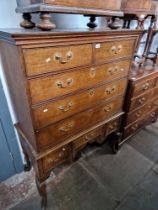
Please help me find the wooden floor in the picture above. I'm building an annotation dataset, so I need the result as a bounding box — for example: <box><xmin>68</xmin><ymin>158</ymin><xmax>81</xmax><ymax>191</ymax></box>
<box><xmin>1</xmin><ymin>122</ymin><xmax>158</xmax><ymax>210</ymax></box>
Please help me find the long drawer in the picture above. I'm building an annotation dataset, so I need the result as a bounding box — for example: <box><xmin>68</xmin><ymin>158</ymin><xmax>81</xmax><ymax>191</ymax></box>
<box><xmin>36</xmin><ymin>95</ymin><xmax>123</xmax><ymax>152</ymax></box>
<box><xmin>29</xmin><ymin>59</ymin><xmax>130</xmax><ymax>104</ymax></box>
<box><xmin>94</xmin><ymin>38</ymin><xmax>135</xmax><ymax>63</ymax></box>
<box><xmin>33</xmin><ymin>78</ymin><xmax>127</xmax><ymax>129</ymax></box>
<box><xmin>131</xmin><ymin>77</ymin><xmax>156</xmax><ymax>98</ymax></box>
<box><xmin>23</xmin><ymin>44</ymin><xmax>93</xmax><ymax>76</ymax></box>
<box><xmin>128</xmin><ymin>89</ymin><xmax>154</xmax><ymax>111</ymax></box>
<box><xmin>124</xmin><ymin>109</ymin><xmax>158</xmax><ymax>139</ymax></box>
<box><xmin>126</xmin><ymin>102</ymin><xmax>152</xmax><ymax>125</ymax></box>
<box><xmin>126</xmin><ymin>97</ymin><xmax>158</xmax><ymax>125</ymax></box>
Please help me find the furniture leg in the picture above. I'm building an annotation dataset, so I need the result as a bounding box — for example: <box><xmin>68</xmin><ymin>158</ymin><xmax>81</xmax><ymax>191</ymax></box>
<box><xmin>109</xmin><ymin>132</ymin><xmax>122</xmax><ymax>154</ymax></box>
<box><xmin>36</xmin><ymin>12</ymin><xmax>56</xmax><ymax>31</ymax></box>
<box><xmin>22</xmin><ymin>145</ymin><xmax>32</xmax><ymax>171</ymax></box>
<box><xmin>20</xmin><ymin>13</ymin><xmax>35</xmax><ymax>29</ymax></box>
<box><xmin>87</xmin><ymin>15</ymin><xmax>97</xmax><ymax>29</ymax></box>
<box><xmin>36</xmin><ymin>176</ymin><xmax>47</xmax><ymax>210</ymax></box>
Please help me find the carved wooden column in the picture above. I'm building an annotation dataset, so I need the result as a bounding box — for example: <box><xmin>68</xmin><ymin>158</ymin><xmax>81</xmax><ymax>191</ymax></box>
<box><xmin>20</xmin><ymin>13</ymin><xmax>35</xmax><ymax>29</ymax></box>
<box><xmin>37</xmin><ymin>12</ymin><xmax>56</xmax><ymax>31</ymax></box>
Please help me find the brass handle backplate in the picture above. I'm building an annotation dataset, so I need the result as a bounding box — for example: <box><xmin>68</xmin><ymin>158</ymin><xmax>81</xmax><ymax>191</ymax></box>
<box><xmin>106</xmin><ymin>86</ymin><xmax>116</xmax><ymax>95</ymax></box>
<box><xmin>58</xmin><ymin>102</ymin><xmax>73</xmax><ymax>112</ymax></box>
<box><xmin>150</xmin><ymin>112</ymin><xmax>156</xmax><ymax>118</ymax></box>
<box><xmin>135</xmin><ymin>111</ymin><xmax>141</xmax><ymax>118</ymax></box>
<box><xmin>85</xmin><ymin>133</ymin><xmax>95</xmax><ymax>141</ymax></box>
<box><xmin>104</xmin><ymin>105</ymin><xmax>112</xmax><ymax>112</ymax></box>
<box><xmin>108</xmin><ymin>66</ymin><xmax>124</xmax><ymax>75</ymax></box>
<box><xmin>55</xmin><ymin>51</ymin><xmax>73</xmax><ymax>64</ymax></box>
<box><xmin>131</xmin><ymin>124</ymin><xmax>138</xmax><ymax>131</ymax></box>
<box><xmin>111</xmin><ymin>45</ymin><xmax>122</xmax><ymax>54</ymax></box>
<box><xmin>142</xmin><ymin>83</ymin><xmax>149</xmax><ymax>91</ymax></box>
<box><xmin>154</xmin><ymin>100</ymin><xmax>158</xmax><ymax>106</ymax></box>
<box><xmin>59</xmin><ymin>122</ymin><xmax>74</xmax><ymax>132</ymax></box>
<box><xmin>56</xmin><ymin>78</ymin><xmax>73</xmax><ymax>88</ymax></box>
<box><xmin>138</xmin><ymin>97</ymin><xmax>146</xmax><ymax>104</ymax></box>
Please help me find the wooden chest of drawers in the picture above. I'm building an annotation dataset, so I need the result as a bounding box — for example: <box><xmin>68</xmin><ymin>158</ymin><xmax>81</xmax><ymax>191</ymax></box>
<box><xmin>0</xmin><ymin>29</ymin><xmax>140</xmax><ymax>201</ymax></box>
<box><xmin>121</xmin><ymin>65</ymin><xmax>158</xmax><ymax>143</ymax></box>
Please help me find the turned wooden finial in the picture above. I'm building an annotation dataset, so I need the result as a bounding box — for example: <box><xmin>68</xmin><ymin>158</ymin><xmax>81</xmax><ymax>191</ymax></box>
<box><xmin>20</xmin><ymin>13</ymin><xmax>35</xmax><ymax>29</ymax></box>
<box><xmin>37</xmin><ymin>12</ymin><xmax>56</xmax><ymax>31</ymax></box>
<box><xmin>87</xmin><ymin>15</ymin><xmax>97</xmax><ymax>29</ymax></box>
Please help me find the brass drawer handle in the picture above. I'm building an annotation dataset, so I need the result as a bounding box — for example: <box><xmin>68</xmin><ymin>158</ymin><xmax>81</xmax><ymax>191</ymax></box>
<box><xmin>150</xmin><ymin>112</ymin><xmax>156</xmax><ymax>118</ymax></box>
<box><xmin>56</xmin><ymin>78</ymin><xmax>73</xmax><ymax>88</ymax></box>
<box><xmin>85</xmin><ymin>133</ymin><xmax>95</xmax><ymax>141</ymax></box>
<box><xmin>108</xmin><ymin>66</ymin><xmax>123</xmax><ymax>75</ymax></box>
<box><xmin>55</xmin><ymin>51</ymin><xmax>73</xmax><ymax>64</ymax></box>
<box><xmin>154</xmin><ymin>100</ymin><xmax>158</xmax><ymax>106</ymax></box>
<box><xmin>104</xmin><ymin>105</ymin><xmax>112</xmax><ymax>112</ymax></box>
<box><xmin>135</xmin><ymin>111</ymin><xmax>141</xmax><ymax>118</ymax></box>
<box><xmin>131</xmin><ymin>124</ymin><xmax>138</xmax><ymax>131</ymax></box>
<box><xmin>47</xmin><ymin>158</ymin><xmax>59</xmax><ymax>164</ymax></box>
<box><xmin>106</xmin><ymin>86</ymin><xmax>116</xmax><ymax>95</ymax></box>
<box><xmin>111</xmin><ymin>45</ymin><xmax>122</xmax><ymax>54</ymax></box>
<box><xmin>138</xmin><ymin>97</ymin><xmax>146</xmax><ymax>105</ymax></box>
<box><xmin>58</xmin><ymin>102</ymin><xmax>73</xmax><ymax>112</ymax></box>
<box><xmin>142</xmin><ymin>83</ymin><xmax>149</xmax><ymax>90</ymax></box>
<box><xmin>89</xmin><ymin>89</ymin><xmax>94</xmax><ymax>96</ymax></box>
<box><xmin>90</xmin><ymin>68</ymin><xmax>96</xmax><ymax>77</ymax></box>
<box><xmin>108</xmin><ymin>122</ymin><xmax>117</xmax><ymax>130</ymax></box>
<box><xmin>59</xmin><ymin>122</ymin><xmax>74</xmax><ymax>132</ymax></box>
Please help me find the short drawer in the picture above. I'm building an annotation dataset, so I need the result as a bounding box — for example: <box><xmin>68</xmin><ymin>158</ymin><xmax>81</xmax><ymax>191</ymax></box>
<box><xmin>41</xmin><ymin>144</ymin><xmax>71</xmax><ymax>173</ymax></box>
<box><xmin>106</xmin><ymin>118</ymin><xmax>120</xmax><ymax>135</ymax></box>
<box><xmin>126</xmin><ymin>102</ymin><xmax>153</xmax><ymax>125</ymax></box>
<box><xmin>94</xmin><ymin>38</ymin><xmax>135</xmax><ymax>63</ymax></box>
<box><xmin>128</xmin><ymin>89</ymin><xmax>154</xmax><ymax>111</ymax></box>
<box><xmin>124</xmin><ymin>110</ymin><xmax>157</xmax><ymax>138</ymax></box>
<box><xmin>23</xmin><ymin>44</ymin><xmax>93</xmax><ymax>76</ymax></box>
<box><xmin>132</xmin><ymin>78</ymin><xmax>155</xmax><ymax>97</ymax></box>
<box><xmin>36</xmin><ymin>96</ymin><xmax>123</xmax><ymax>152</ymax></box>
<box><xmin>29</xmin><ymin>59</ymin><xmax>130</xmax><ymax>104</ymax></box>
<box><xmin>73</xmin><ymin>127</ymin><xmax>102</xmax><ymax>150</ymax></box>
<box><xmin>33</xmin><ymin>78</ymin><xmax>127</xmax><ymax>129</ymax></box>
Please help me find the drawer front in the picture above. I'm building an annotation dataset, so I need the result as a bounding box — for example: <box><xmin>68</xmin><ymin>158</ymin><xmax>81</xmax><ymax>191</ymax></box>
<box><xmin>23</xmin><ymin>44</ymin><xmax>92</xmax><ymax>76</ymax></box>
<box><xmin>129</xmin><ymin>89</ymin><xmax>154</xmax><ymax>111</ymax></box>
<box><xmin>106</xmin><ymin>118</ymin><xmax>120</xmax><ymax>135</ymax></box>
<box><xmin>36</xmin><ymin>96</ymin><xmax>123</xmax><ymax>152</ymax></box>
<box><xmin>45</xmin><ymin>0</ymin><xmax>122</xmax><ymax>10</ymax></box>
<box><xmin>73</xmin><ymin>127</ymin><xmax>102</xmax><ymax>150</ymax></box>
<box><xmin>41</xmin><ymin>144</ymin><xmax>70</xmax><ymax>173</ymax></box>
<box><xmin>29</xmin><ymin>59</ymin><xmax>130</xmax><ymax>104</ymax></box>
<box><xmin>33</xmin><ymin>78</ymin><xmax>127</xmax><ymax>129</ymax></box>
<box><xmin>152</xmin><ymin>97</ymin><xmax>158</xmax><ymax>109</ymax></box>
<box><xmin>132</xmin><ymin>78</ymin><xmax>155</xmax><ymax>97</ymax></box>
<box><xmin>154</xmin><ymin>87</ymin><xmax>158</xmax><ymax>95</ymax></box>
<box><xmin>126</xmin><ymin>102</ymin><xmax>153</xmax><ymax>125</ymax></box>
<box><xmin>124</xmin><ymin>110</ymin><xmax>158</xmax><ymax>138</ymax></box>
<box><xmin>94</xmin><ymin>39</ymin><xmax>135</xmax><ymax>63</ymax></box>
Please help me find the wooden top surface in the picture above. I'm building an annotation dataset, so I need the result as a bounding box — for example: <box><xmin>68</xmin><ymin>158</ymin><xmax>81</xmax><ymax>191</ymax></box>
<box><xmin>0</xmin><ymin>28</ymin><xmax>143</xmax><ymax>36</ymax></box>
<box><xmin>0</xmin><ymin>28</ymin><xmax>142</xmax><ymax>46</ymax></box>
<box><xmin>130</xmin><ymin>64</ymin><xmax>158</xmax><ymax>82</ymax></box>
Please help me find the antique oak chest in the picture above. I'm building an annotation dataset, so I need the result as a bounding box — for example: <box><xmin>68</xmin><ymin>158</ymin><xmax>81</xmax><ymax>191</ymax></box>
<box><xmin>0</xmin><ymin>29</ymin><xmax>141</xmax><ymax>202</ymax></box>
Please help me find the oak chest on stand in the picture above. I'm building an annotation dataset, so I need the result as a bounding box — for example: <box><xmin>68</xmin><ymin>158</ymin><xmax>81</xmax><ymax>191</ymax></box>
<box><xmin>0</xmin><ymin>29</ymin><xmax>141</xmax><ymax>205</ymax></box>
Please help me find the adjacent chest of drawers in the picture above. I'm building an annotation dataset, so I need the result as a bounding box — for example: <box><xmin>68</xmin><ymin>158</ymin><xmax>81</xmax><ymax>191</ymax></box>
<box><xmin>121</xmin><ymin>65</ymin><xmax>158</xmax><ymax>143</ymax></box>
<box><xmin>0</xmin><ymin>29</ymin><xmax>140</xmax><ymax>200</ymax></box>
